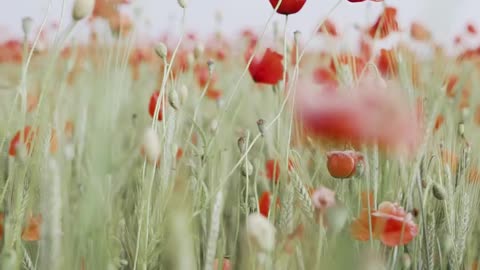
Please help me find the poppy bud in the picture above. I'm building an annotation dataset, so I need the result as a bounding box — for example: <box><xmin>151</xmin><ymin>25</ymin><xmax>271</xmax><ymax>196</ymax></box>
<box><xmin>241</xmin><ymin>159</ymin><xmax>254</xmax><ymax>177</ymax></box>
<box><xmin>177</xmin><ymin>0</ymin><xmax>187</xmax><ymax>9</ymax></box>
<box><xmin>154</xmin><ymin>43</ymin><xmax>168</xmax><ymax>60</ymax></box>
<box><xmin>142</xmin><ymin>127</ymin><xmax>161</xmax><ymax>164</ymax></box>
<box><xmin>22</xmin><ymin>17</ymin><xmax>33</xmax><ymax>37</ymax></box>
<box><xmin>432</xmin><ymin>183</ymin><xmax>446</xmax><ymax>200</ymax></box>
<box><xmin>257</xmin><ymin>119</ymin><xmax>265</xmax><ymax>136</ymax></box>
<box><xmin>294</xmin><ymin>30</ymin><xmax>301</xmax><ymax>45</ymax></box>
<box><xmin>237</xmin><ymin>136</ymin><xmax>246</xmax><ymax>154</ymax></box>
<box><xmin>207</xmin><ymin>59</ymin><xmax>215</xmax><ymax>75</ymax></box>
<box><xmin>194</xmin><ymin>43</ymin><xmax>204</xmax><ymax>60</ymax></box>
<box><xmin>246</xmin><ymin>213</ymin><xmax>276</xmax><ymax>253</ymax></box>
<box><xmin>168</xmin><ymin>88</ymin><xmax>180</xmax><ymax>110</ymax></box>
<box><xmin>401</xmin><ymin>253</ymin><xmax>412</xmax><ymax>269</ymax></box>
<box><xmin>210</xmin><ymin>119</ymin><xmax>218</xmax><ymax>133</ymax></box>
<box><xmin>72</xmin><ymin>0</ymin><xmax>95</xmax><ymax>21</ymax></box>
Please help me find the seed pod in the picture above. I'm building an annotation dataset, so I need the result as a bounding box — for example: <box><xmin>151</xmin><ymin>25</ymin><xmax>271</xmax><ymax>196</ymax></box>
<box><xmin>177</xmin><ymin>0</ymin><xmax>187</xmax><ymax>9</ymax></box>
<box><xmin>22</xmin><ymin>17</ymin><xmax>33</xmax><ymax>36</ymax></box>
<box><xmin>257</xmin><ymin>119</ymin><xmax>265</xmax><ymax>136</ymax></box>
<box><xmin>237</xmin><ymin>136</ymin><xmax>246</xmax><ymax>154</ymax></box>
<box><xmin>154</xmin><ymin>43</ymin><xmax>168</xmax><ymax>60</ymax></box>
<box><xmin>168</xmin><ymin>88</ymin><xmax>180</xmax><ymax>110</ymax></box>
<box><xmin>241</xmin><ymin>159</ymin><xmax>254</xmax><ymax>177</ymax></box>
<box><xmin>432</xmin><ymin>183</ymin><xmax>446</xmax><ymax>200</ymax></box>
<box><xmin>401</xmin><ymin>253</ymin><xmax>412</xmax><ymax>269</ymax></box>
<box><xmin>72</xmin><ymin>0</ymin><xmax>95</xmax><ymax>21</ymax></box>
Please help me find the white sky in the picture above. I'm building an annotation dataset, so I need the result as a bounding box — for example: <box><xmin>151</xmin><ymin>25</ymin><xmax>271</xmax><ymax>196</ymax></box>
<box><xmin>0</xmin><ymin>0</ymin><xmax>478</xmax><ymax>44</ymax></box>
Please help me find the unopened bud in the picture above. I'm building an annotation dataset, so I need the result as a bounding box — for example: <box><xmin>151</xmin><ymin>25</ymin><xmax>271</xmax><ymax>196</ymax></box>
<box><xmin>294</xmin><ymin>30</ymin><xmax>301</xmax><ymax>44</ymax></box>
<box><xmin>142</xmin><ymin>127</ymin><xmax>161</xmax><ymax>163</ymax></box>
<box><xmin>22</xmin><ymin>17</ymin><xmax>33</xmax><ymax>37</ymax></box>
<box><xmin>168</xmin><ymin>88</ymin><xmax>180</xmax><ymax>110</ymax></box>
<box><xmin>458</xmin><ymin>122</ymin><xmax>465</xmax><ymax>137</ymax></box>
<box><xmin>72</xmin><ymin>0</ymin><xmax>95</xmax><ymax>21</ymax></box>
<box><xmin>207</xmin><ymin>59</ymin><xmax>215</xmax><ymax>75</ymax></box>
<box><xmin>154</xmin><ymin>43</ymin><xmax>168</xmax><ymax>60</ymax></box>
<box><xmin>432</xmin><ymin>183</ymin><xmax>446</xmax><ymax>200</ymax></box>
<box><xmin>241</xmin><ymin>159</ymin><xmax>254</xmax><ymax>177</ymax></box>
<box><xmin>209</xmin><ymin>119</ymin><xmax>218</xmax><ymax>133</ymax></box>
<box><xmin>401</xmin><ymin>253</ymin><xmax>412</xmax><ymax>269</ymax></box>
<box><xmin>237</xmin><ymin>136</ymin><xmax>246</xmax><ymax>154</ymax></box>
<box><xmin>193</xmin><ymin>43</ymin><xmax>204</xmax><ymax>60</ymax></box>
<box><xmin>177</xmin><ymin>0</ymin><xmax>187</xmax><ymax>9</ymax></box>
<box><xmin>257</xmin><ymin>119</ymin><xmax>265</xmax><ymax>136</ymax></box>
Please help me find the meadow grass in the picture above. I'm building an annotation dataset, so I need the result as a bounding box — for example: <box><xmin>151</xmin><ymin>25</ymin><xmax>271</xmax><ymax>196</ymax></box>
<box><xmin>1</xmin><ymin>0</ymin><xmax>480</xmax><ymax>269</ymax></box>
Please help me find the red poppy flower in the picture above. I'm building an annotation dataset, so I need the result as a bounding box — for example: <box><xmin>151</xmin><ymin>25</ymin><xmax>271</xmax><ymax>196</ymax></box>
<box><xmin>148</xmin><ymin>91</ymin><xmax>165</xmax><ymax>121</ymax></box>
<box><xmin>249</xmin><ymin>49</ymin><xmax>284</xmax><ymax>85</ymax></box>
<box><xmin>296</xmin><ymin>77</ymin><xmax>421</xmax><ymax>155</ymax></box>
<box><xmin>410</xmin><ymin>22</ymin><xmax>432</xmax><ymax>42</ymax></box>
<box><xmin>269</xmin><ymin>0</ymin><xmax>307</xmax><ymax>15</ymax></box>
<box><xmin>195</xmin><ymin>65</ymin><xmax>217</xmax><ymax>88</ymax></box>
<box><xmin>206</xmin><ymin>87</ymin><xmax>223</xmax><ymax>100</ymax></box>
<box><xmin>318</xmin><ymin>19</ymin><xmax>338</xmax><ymax>37</ymax></box>
<box><xmin>313</xmin><ymin>67</ymin><xmax>338</xmax><ymax>87</ymax></box>
<box><xmin>376</xmin><ymin>49</ymin><xmax>398</xmax><ymax>77</ymax></box>
<box><xmin>368</xmin><ymin>7</ymin><xmax>399</xmax><ymax>39</ymax></box>
<box><xmin>326</xmin><ymin>151</ymin><xmax>364</xmax><ymax>179</ymax></box>
<box><xmin>330</xmin><ymin>54</ymin><xmax>366</xmax><ymax>79</ymax></box>
<box><xmin>9</xmin><ymin>126</ymin><xmax>36</xmax><ymax>157</ymax></box>
<box><xmin>265</xmin><ymin>159</ymin><xmax>294</xmax><ymax>183</ymax></box>
<box><xmin>259</xmin><ymin>191</ymin><xmax>280</xmax><ymax>217</ymax></box>
<box><xmin>22</xmin><ymin>214</ymin><xmax>42</xmax><ymax>241</ymax></box>
<box><xmin>351</xmin><ymin>201</ymin><xmax>418</xmax><ymax>247</ymax></box>
<box><xmin>467</xmin><ymin>23</ymin><xmax>477</xmax><ymax>35</ymax></box>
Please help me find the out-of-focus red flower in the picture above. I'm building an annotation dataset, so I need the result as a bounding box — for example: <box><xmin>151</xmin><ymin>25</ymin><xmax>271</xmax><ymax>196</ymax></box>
<box><xmin>296</xmin><ymin>77</ymin><xmax>422</xmax><ymax>156</ymax></box>
<box><xmin>265</xmin><ymin>159</ymin><xmax>294</xmax><ymax>183</ymax></box>
<box><xmin>213</xmin><ymin>258</ymin><xmax>231</xmax><ymax>270</ymax></box>
<box><xmin>326</xmin><ymin>151</ymin><xmax>364</xmax><ymax>179</ymax></box>
<box><xmin>467</xmin><ymin>23</ymin><xmax>477</xmax><ymax>35</ymax></box>
<box><xmin>148</xmin><ymin>91</ymin><xmax>165</xmax><ymax>121</ymax></box>
<box><xmin>318</xmin><ymin>19</ymin><xmax>338</xmax><ymax>37</ymax></box>
<box><xmin>360</xmin><ymin>38</ymin><xmax>372</xmax><ymax>61</ymax></box>
<box><xmin>434</xmin><ymin>114</ymin><xmax>444</xmax><ymax>131</ymax></box>
<box><xmin>249</xmin><ymin>49</ymin><xmax>284</xmax><ymax>85</ymax></box>
<box><xmin>410</xmin><ymin>22</ymin><xmax>432</xmax><ymax>42</ymax></box>
<box><xmin>269</xmin><ymin>0</ymin><xmax>307</xmax><ymax>15</ymax></box>
<box><xmin>351</xmin><ymin>201</ymin><xmax>418</xmax><ymax>247</ymax></box>
<box><xmin>376</xmin><ymin>49</ymin><xmax>398</xmax><ymax>77</ymax></box>
<box><xmin>195</xmin><ymin>65</ymin><xmax>217</xmax><ymax>88</ymax></box>
<box><xmin>313</xmin><ymin>67</ymin><xmax>338</xmax><ymax>87</ymax></box>
<box><xmin>0</xmin><ymin>40</ymin><xmax>23</xmax><ymax>63</ymax></box>
<box><xmin>9</xmin><ymin>126</ymin><xmax>36</xmax><ymax>157</ymax></box>
<box><xmin>259</xmin><ymin>191</ymin><xmax>280</xmax><ymax>217</ymax></box>
<box><xmin>205</xmin><ymin>87</ymin><xmax>223</xmax><ymax>100</ymax></box>
<box><xmin>22</xmin><ymin>214</ymin><xmax>42</xmax><ymax>241</ymax></box>
<box><xmin>329</xmin><ymin>54</ymin><xmax>366</xmax><ymax>81</ymax></box>
<box><xmin>368</xmin><ymin>7</ymin><xmax>399</xmax><ymax>39</ymax></box>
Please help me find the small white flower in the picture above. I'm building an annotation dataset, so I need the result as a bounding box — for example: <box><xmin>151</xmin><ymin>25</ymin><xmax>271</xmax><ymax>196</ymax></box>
<box><xmin>246</xmin><ymin>213</ymin><xmax>276</xmax><ymax>252</ymax></box>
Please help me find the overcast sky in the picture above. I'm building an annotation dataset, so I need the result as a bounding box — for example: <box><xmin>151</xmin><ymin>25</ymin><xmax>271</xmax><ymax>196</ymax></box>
<box><xmin>0</xmin><ymin>0</ymin><xmax>478</xmax><ymax>43</ymax></box>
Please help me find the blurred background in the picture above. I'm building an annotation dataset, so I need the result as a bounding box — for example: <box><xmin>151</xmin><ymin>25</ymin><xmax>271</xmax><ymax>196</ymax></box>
<box><xmin>0</xmin><ymin>0</ymin><xmax>477</xmax><ymax>43</ymax></box>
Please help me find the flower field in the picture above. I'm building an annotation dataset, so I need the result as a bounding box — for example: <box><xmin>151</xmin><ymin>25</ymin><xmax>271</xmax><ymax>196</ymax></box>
<box><xmin>1</xmin><ymin>0</ymin><xmax>480</xmax><ymax>269</ymax></box>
